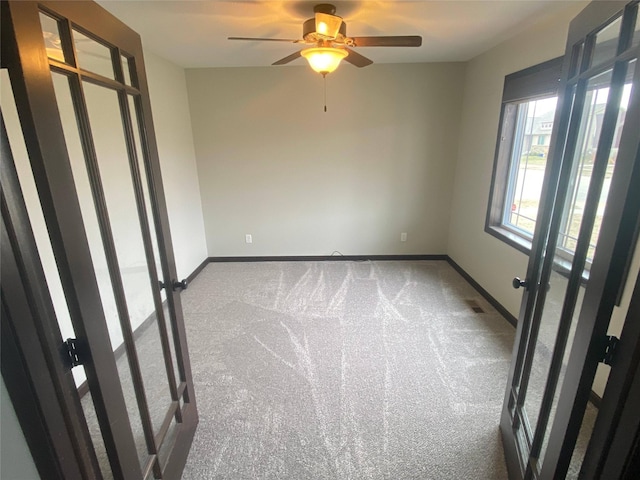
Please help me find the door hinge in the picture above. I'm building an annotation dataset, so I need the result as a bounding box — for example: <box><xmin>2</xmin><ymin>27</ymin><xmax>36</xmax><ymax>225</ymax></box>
<box><xmin>599</xmin><ymin>335</ymin><xmax>620</xmax><ymax>366</ymax></box>
<box><xmin>64</xmin><ymin>338</ymin><xmax>83</xmax><ymax>369</ymax></box>
<box><xmin>159</xmin><ymin>279</ymin><xmax>188</xmax><ymax>292</ymax></box>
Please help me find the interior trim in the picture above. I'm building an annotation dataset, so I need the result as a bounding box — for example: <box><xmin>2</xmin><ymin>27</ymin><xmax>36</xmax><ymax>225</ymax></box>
<box><xmin>445</xmin><ymin>257</ymin><xmax>519</xmax><ymax>327</ymax></box>
<box><xmin>208</xmin><ymin>255</ymin><xmax>518</xmax><ymax>329</ymax></box>
<box><xmin>186</xmin><ymin>258</ymin><xmax>209</xmax><ymax>285</ymax></box>
<box><xmin>208</xmin><ymin>254</ymin><xmax>448</xmax><ymax>262</ymax></box>
<box><xmin>77</xmin><ymin>258</ymin><xmax>211</xmax><ymax>398</ymax></box>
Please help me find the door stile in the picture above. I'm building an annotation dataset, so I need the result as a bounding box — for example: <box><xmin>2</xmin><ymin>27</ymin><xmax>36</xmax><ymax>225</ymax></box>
<box><xmin>514</xmin><ymin>77</ymin><xmax>585</xmax><ymax>409</ymax></box>
<box><xmin>514</xmin><ymin>44</ymin><xmax>597</xmax><ymax>406</ymax></box>
<box><xmin>129</xmin><ymin>70</ymin><xmax>200</xmax><ymax>479</ymax></box>
<box><xmin>515</xmin><ymin>82</ymin><xmax>587</xmax><ymax>466</ymax></box>
<box><xmin>2</xmin><ymin>2</ymin><xmax>142</xmax><ymax>478</ymax></box>
<box><xmin>129</xmin><ymin>72</ymin><xmax>198</xmax><ymax>414</ymax></box>
<box><xmin>500</xmin><ymin>44</ymin><xmax>580</xmax><ymax>479</ymax></box>
<box><xmin>504</xmin><ymin>40</ymin><xmax>583</xmax><ymax>402</ymax></box>
<box><xmin>502</xmin><ymin>53</ymin><xmax>585</xmax><ymax>459</ymax></box>
<box><xmin>526</xmin><ymin>59</ymin><xmax>634</xmax><ymax>478</ymax></box>
<box><xmin>116</xmin><ymin>6</ymin><xmax>200</xmax><ymax>461</ymax></box>
<box><xmin>115</xmin><ymin>84</ymin><xmax>182</xmax><ymax>419</ymax></box>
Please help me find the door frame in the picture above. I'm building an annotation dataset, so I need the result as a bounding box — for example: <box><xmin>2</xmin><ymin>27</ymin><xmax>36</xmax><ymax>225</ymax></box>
<box><xmin>1</xmin><ymin>1</ymin><xmax>198</xmax><ymax>478</ymax></box>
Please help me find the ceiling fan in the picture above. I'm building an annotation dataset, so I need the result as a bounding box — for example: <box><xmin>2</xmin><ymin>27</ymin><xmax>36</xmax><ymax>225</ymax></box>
<box><xmin>228</xmin><ymin>3</ymin><xmax>422</xmax><ymax>76</ymax></box>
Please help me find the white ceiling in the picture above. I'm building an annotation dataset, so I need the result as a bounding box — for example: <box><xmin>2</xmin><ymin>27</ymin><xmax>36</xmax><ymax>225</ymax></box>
<box><xmin>97</xmin><ymin>0</ymin><xmax>579</xmax><ymax>69</ymax></box>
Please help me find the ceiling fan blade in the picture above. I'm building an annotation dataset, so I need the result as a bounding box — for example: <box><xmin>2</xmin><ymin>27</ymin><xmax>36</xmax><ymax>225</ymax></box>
<box><xmin>350</xmin><ymin>36</ymin><xmax>422</xmax><ymax>47</ymax></box>
<box><xmin>228</xmin><ymin>37</ymin><xmax>301</xmax><ymax>43</ymax></box>
<box><xmin>344</xmin><ymin>48</ymin><xmax>373</xmax><ymax>68</ymax></box>
<box><xmin>272</xmin><ymin>50</ymin><xmax>302</xmax><ymax>66</ymax></box>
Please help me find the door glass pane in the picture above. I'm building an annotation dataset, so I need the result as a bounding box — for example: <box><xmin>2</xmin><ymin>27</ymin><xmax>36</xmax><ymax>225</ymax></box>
<box><xmin>73</xmin><ymin>29</ymin><xmax>114</xmax><ymax>79</ymax></box>
<box><xmin>591</xmin><ymin>15</ymin><xmax>622</xmax><ymax>68</ymax></box>
<box><xmin>121</xmin><ymin>56</ymin><xmax>132</xmax><ymax>86</ymax></box>
<box><xmin>49</xmin><ymin>70</ymin><xmax>150</xmax><ymax>469</ymax></box>
<box><xmin>537</xmin><ymin>60</ymin><xmax>636</xmax><ymax>469</ymax></box>
<box><xmin>82</xmin><ymin>81</ymin><xmax>174</xmax><ymax>436</ymax></box>
<box><xmin>128</xmin><ymin>94</ymin><xmax>181</xmax><ymax>388</ymax></box>
<box><xmin>39</xmin><ymin>12</ymin><xmax>66</xmax><ymax>63</ymax></box>
<box><xmin>80</xmin><ymin>387</ymin><xmax>115</xmax><ymax>480</ymax></box>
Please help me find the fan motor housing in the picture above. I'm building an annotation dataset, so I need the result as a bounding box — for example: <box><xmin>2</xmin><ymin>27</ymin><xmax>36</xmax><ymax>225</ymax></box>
<box><xmin>303</xmin><ymin>17</ymin><xmax>347</xmax><ymax>43</ymax></box>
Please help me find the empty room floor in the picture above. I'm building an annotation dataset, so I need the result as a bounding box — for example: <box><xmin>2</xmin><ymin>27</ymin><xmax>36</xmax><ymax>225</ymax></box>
<box><xmin>180</xmin><ymin>260</ymin><xmax>515</xmax><ymax>479</ymax></box>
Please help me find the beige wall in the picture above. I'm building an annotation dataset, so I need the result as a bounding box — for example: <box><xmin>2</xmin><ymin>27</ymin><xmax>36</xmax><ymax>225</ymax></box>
<box><xmin>145</xmin><ymin>50</ymin><xmax>208</xmax><ymax>277</ymax></box>
<box><xmin>186</xmin><ymin>62</ymin><xmax>465</xmax><ymax>257</ymax></box>
<box><xmin>1</xmin><ymin>379</ymin><xmax>39</xmax><ymax>479</ymax></box>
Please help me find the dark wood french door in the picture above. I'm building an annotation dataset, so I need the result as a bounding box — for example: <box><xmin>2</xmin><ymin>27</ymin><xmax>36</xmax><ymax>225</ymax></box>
<box><xmin>1</xmin><ymin>1</ymin><xmax>197</xmax><ymax>478</ymax></box>
<box><xmin>501</xmin><ymin>1</ymin><xmax>640</xmax><ymax>478</ymax></box>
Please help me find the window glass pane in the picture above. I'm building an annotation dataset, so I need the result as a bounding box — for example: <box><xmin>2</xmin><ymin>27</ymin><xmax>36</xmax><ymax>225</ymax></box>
<box><xmin>590</xmin><ymin>15</ymin><xmax>622</xmax><ymax>69</ymax></box>
<box><xmin>39</xmin><ymin>12</ymin><xmax>66</xmax><ymax>63</ymax></box>
<box><xmin>73</xmin><ymin>29</ymin><xmax>114</xmax><ymax>79</ymax></box>
<box><xmin>505</xmin><ymin>97</ymin><xmax>557</xmax><ymax>236</ymax></box>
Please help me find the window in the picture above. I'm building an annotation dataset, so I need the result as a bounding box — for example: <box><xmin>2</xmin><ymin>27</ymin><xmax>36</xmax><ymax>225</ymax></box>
<box><xmin>486</xmin><ymin>56</ymin><xmax>633</xmax><ymax>266</ymax></box>
<box><xmin>486</xmin><ymin>57</ymin><xmax>563</xmax><ymax>254</ymax></box>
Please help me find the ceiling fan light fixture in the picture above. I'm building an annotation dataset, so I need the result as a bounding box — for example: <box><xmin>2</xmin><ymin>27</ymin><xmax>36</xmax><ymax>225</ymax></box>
<box><xmin>301</xmin><ymin>47</ymin><xmax>348</xmax><ymax>75</ymax></box>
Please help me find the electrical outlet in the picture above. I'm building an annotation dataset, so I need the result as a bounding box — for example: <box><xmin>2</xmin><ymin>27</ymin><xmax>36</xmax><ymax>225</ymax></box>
<box><xmin>245</xmin><ymin>234</ymin><xmax>253</xmax><ymax>244</ymax></box>
<box><xmin>400</xmin><ymin>232</ymin><xmax>407</xmax><ymax>242</ymax></box>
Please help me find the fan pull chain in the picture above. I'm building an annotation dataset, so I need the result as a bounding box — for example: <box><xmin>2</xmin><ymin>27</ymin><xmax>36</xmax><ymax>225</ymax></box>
<box><xmin>323</xmin><ymin>73</ymin><xmax>327</xmax><ymax>112</ymax></box>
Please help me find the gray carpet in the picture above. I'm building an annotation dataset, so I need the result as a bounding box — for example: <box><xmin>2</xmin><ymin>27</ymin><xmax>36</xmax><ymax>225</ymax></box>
<box><xmin>180</xmin><ymin>260</ymin><xmax>515</xmax><ymax>479</ymax></box>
